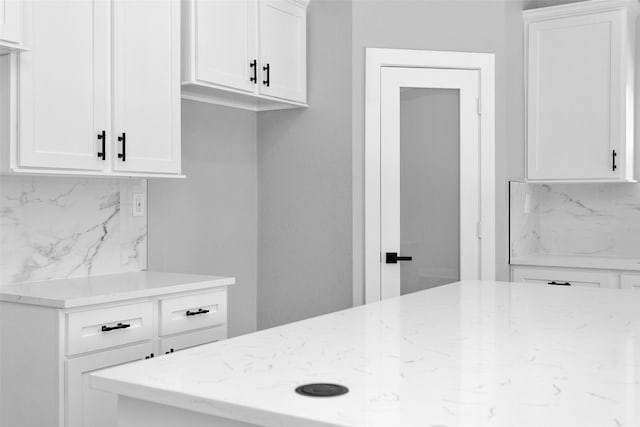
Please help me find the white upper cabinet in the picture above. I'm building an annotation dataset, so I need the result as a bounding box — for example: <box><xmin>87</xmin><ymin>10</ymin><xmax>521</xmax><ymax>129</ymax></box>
<box><xmin>17</xmin><ymin>0</ymin><xmax>108</xmax><ymax>172</ymax></box>
<box><xmin>183</xmin><ymin>0</ymin><xmax>257</xmax><ymax>94</ymax></box>
<box><xmin>0</xmin><ymin>0</ymin><xmax>24</xmax><ymax>53</ymax></box>
<box><xmin>182</xmin><ymin>0</ymin><xmax>309</xmax><ymax>111</ymax></box>
<box><xmin>1</xmin><ymin>0</ymin><xmax>182</xmax><ymax>178</ymax></box>
<box><xmin>258</xmin><ymin>0</ymin><xmax>307</xmax><ymax>103</ymax></box>
<box><xmin>112</xmin><ymin>0</ymin><xmax>181</xmax><ymax>174</ymax></box>
<box><xmin>524</xmin><ymin>0</ymin><xmax>637</xmax><ymax>182</ymax></box>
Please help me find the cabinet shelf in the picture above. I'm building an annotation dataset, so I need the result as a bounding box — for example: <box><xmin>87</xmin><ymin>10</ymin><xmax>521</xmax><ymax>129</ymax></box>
<box><xmin>0</xmin><ymin>43</ymin><xmax>28</xmax><ymax>55</ymax></box>
<box><xmin>1</xmin><ymin>167</ymin><xmax>186</xmax><ymax>179</ymax></box>
<box><xmin>182</xmin><ymin>81</ymin><xmax>308</xmax><ymax>112</ymax></box>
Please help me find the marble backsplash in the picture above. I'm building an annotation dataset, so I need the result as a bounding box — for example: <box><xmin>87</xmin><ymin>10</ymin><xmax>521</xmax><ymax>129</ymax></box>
<box><xmin>0</xmin><ymin>176</ymin><xmax>147</xmax><ymax>284</ymax></box>
<box><xmin>510</xmin><ymin>181</ymin><xmax>640</xmax><ymax>259</ymax></box>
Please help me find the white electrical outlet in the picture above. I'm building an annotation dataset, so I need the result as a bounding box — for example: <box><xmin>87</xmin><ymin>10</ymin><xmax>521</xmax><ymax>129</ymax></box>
<box><xmin>133</xmin><ymin>193</ymin><xmax>145</xmax><ymax>217</ymax></box>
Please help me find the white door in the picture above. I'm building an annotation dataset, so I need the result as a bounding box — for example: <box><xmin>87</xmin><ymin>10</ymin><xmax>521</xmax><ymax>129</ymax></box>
<box><xmin>191</xmin><ymin>0</ymin><xmax>257</xmax><ymax>92</ymax></box>
<box><xmin>0</xmin><ymin>0</ymin><xmax>22</xmax><ymax>44</ymax></box>
<box><xmin>112</xmin><ymin>0</ymin><xmax>181</xmax><ymax>174</ymax></box>
<box><xmin>526</xmin><ymin>10</ymin><xmax>625</xmax><ymax>181</ymax></box>
<box><xmin>18</xmin><ymin>0</ymin><xmax>109</xmax><ymax>171</ymax></box>
<box><xmin>66</xmin><ymin>342</ymin><xmax>153</xmax><ymax>427</ymax></box>
<box><xmin>380</xmin><ymin>67</ymin><xmax>480</xmax><ymax>299</ymax></box>
<box><xmin>258</xmin><ymin>0</ymin><xmax>306</xmax><ymax>103</ymax></box>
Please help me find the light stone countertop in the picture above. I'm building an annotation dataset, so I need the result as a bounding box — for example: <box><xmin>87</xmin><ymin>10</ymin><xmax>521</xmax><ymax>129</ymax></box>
<box><xmin>0</xmin><ymin>271</ymin><xmax>234</xmax><ymax>308</ymax></box>
<box><xmin>91</xmin><ymin>280</ymin><xmax>640</xmax><ymax>427</ymax></box>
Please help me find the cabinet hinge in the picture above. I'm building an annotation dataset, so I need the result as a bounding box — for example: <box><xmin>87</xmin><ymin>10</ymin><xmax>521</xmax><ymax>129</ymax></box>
<box><xmin>477</xmin><ymin>97</ymin><xmax>481</xmax><ymax>116</ymax></box>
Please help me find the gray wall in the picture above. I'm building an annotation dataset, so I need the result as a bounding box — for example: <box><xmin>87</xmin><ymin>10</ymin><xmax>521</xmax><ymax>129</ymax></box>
<box><xmin>257</xmin><ymin>0</ymin><xmax>353</xmax><ymax>329</ymax></box>
<box><xmin>351</xmin><ymin>0</ymin><xmax>508</xmax><ymax>304</ymax></box>
<box><xmin>148</xmin><ymin>100</ymin><xmax>258</xmax><ymax>337</ymax></box>
<box><xmin>146</xmin><ymin>0</ymin><xmax>587</xmax><ymax>335</ymax></box>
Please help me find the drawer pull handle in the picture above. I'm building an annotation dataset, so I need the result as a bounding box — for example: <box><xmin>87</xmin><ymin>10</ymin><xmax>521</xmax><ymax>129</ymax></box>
<box><xmin>101</xmin><ymin>322</ymin><xmax>131</xmax><ymax>332</ymax></box>
<box><xmin>186</xmin><ymin>308</ymin><xmax>210</xmax><ymax>317</ymax></box>
<box><xmin>547</xmin><ymin>281</ymin><xmax>571</xmax><ymax>286</ymax></box>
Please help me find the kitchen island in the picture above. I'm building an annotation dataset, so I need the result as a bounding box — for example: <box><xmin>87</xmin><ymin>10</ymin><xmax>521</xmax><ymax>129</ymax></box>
<box><xmin>91</xmin><ymin>280</ymin><xmax>640</xmax><ymax>427</ymax></box>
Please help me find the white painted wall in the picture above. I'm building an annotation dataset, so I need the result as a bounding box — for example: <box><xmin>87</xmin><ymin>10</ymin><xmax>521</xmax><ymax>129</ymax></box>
<box><xmin>148</xmin><ymin>100</ymin><xmax>257</xmax><ymax>337</ymax></box>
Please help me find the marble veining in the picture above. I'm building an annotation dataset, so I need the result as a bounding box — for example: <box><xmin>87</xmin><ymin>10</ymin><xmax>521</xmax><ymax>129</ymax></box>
<box><xmin>91</xmin><ymin>281</ymin><xmax>640</xmax><ymax>427</ymax></box>
<box><xmin>0</xmin><ymin>176</ymin><xmax>147</xmax><ymax>284</ymax></box>
<box><xmin>510</xmin><ymin>181</ymin><xmax>640</xmax><ymax>259</ymax></box>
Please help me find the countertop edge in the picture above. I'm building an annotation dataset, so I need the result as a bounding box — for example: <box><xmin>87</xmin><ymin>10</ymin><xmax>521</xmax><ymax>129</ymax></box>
<box><xmin>0</xmin><ymin>276</ymin><xmax>235</xmax><ymax>309</ymax></box>
<box><xmin>90</xmin><ymin>374</ymin><xmax>339</xmax><ymax>427</ymax></box>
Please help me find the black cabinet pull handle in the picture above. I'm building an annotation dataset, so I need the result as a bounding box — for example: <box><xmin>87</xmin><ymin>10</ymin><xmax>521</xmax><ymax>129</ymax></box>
<box><xmin>612</xmin><ymin>149</ymin><xmax>617</xmax><ymax>171</ymax></box>
<box><xmin>547</xmin><ymin>281</ymin><xmax>571</xmax><ymax>286</ymax></box>
<box><xmin>117</xmin><ymin>132</ymin><xmax>126</xmax><ymax>162</ymax></box>
<box><xmin>165</xmin><ymin>348</ymin><xmax>174</xmax><ymax>355</ymax></box>
<box><xmin>262</xmin><ymin>63</ymin><xmax>270</xmax><ymax>87</ymax></box>
<box><xmin>97</xmin><ymin>130</ymin><xmax>106</xmax><ymax>160</ymax></box>
<box><xmin>186</xmin><ymin>308</ymin><xmax>210</xmax><ymax>316</ymax></box>
<box><xmin>250</xmin><ymin>59</ymin><xmax>257</xmax><ymax>83</ymax></box>
<box><xmin>145</xmin><ymin>353</ymin><xmax>155</xmax><ymax>359</ymax></box>
<box><xmin>385</xmin><ymin>252</ymin><xmax>413</xmax><ymax>264</ymax></box>
<box><xmin>101</xmin><ymin>322</ymin><xmax>131</xmax><ymax>332</ymax></box>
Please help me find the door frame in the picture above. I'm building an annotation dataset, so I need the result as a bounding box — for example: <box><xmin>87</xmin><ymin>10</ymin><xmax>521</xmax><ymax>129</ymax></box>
<box><xmin>363</xmin><ymin>48</ymin><xmax>495</xmax><ymax>303</ymax></box>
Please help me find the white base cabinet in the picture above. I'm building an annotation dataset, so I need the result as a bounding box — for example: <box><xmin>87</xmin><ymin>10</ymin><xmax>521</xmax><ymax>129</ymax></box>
<box><xmin>524</xmin><ymin>0</ymin><xmax>638</xmax><ymax>182</ymax></box>
<box><xmin>511</xmin><ymin>266</ymin><xmax>619</xmax><ymax>288</ymax></box>
<box><xmin>511</xmin><ymin>265</ymin><xmax>640</xmax><ymax>291</ymax></box>
<box><xmin>181</xmin><ymin>0</ymin><xmax>309</xmax><ymax>111</ymax></box>
<box><xmin>620</xmin><ymin>273</ymin><xmax>640</xmax><ymax>290</ymax></box>
<box><xmin>0</xmin><ymin>287</ymin><xmax>228</xmax><ymax>427</ymax></box>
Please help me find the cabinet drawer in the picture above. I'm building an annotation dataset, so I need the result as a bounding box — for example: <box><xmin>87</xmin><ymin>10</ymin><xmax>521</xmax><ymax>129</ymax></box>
<box><xmin>620</xmin><ymin>273</ymin><xmax>640</xmax><ymax>290</ymax></box>
<box><xmin>159</xmin><ymin>290</ymin><xmax>226</xmax><ymax>336</ymax></box>
<box><xmin>66</xmin><ymin>302</ymin><xmax>154</xmax><ymax>356</ymax></box>
<box><xmin>160</xmin><ymin>326</ymin><xmax>226</xmax><ymax>355</ymax></box>
<box><xmin>511</xmin><ymin>267</ymin><xmax>618</xmax><ymax>288</ymax></box>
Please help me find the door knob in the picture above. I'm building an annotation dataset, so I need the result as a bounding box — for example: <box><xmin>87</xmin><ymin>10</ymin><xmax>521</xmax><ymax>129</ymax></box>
<box><xmin>385</xmin><ymin>252</ymin><xmax>413</xmax><ymax>264</ymax></box>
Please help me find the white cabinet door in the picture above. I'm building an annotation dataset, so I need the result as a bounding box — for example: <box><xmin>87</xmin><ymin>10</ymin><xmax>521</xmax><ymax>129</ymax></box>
<box><xmin>526</xmin><ymin>8</ymin><xmax>629</xmax><ymax>181</ymax></box>
<box><xmin>66</xmin><ymin>342</ymin><xmax>153</xmax><ymax>427</ymax></box>
<box><xmin>258</xmin><ymin>0</ymin><xmax>306</xmax><ymax>103</ymax></box>
<box><xmin>18</xmin><ymin>0</ymin><xmax>109</xmax><ymax>171</ymax></box>
<box><xmin>186</xmin><ymin>0</ymin><xmax>257</xmax><ymax>92</ymax></box>
<box><xmin>511</xmin><ymin>266</ymin><xmax>619</xmax><ymax>289</ymax></box>
<box><xmin>112</xmin><ymin>0</ymin><xmax>181</xmax><ymax>174</ymax></box>
<box><xmin>0</xmin><ymin>0</ymin><xmax>22</xmax><ymax>45</ymax></box>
